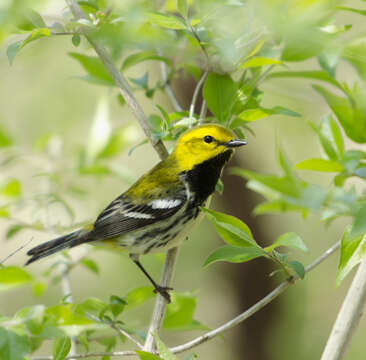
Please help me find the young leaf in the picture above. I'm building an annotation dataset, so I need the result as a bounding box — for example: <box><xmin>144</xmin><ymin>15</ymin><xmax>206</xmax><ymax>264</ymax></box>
<box><xmin>80</xmin><ymin>258</ymin><xmax>99</xmax><ymax>274</ymax></box>
<box><xmin>295</xmin><ymin>159</ymin><xmax>343</xmax><ymax>172</ymax></box>
<box><xmin>6</xmin><ymin>41</ymin><xmax>22</xmax><ymax>65</ymax></box>
<box><xmin>53</xmin><ymin>336</ymin><xmax>71</xmax><ymax>360</ymax></box>
<box><xmin>0</xmin><ymin>267</ymin><xmax>33</xmax><ymax>291</ymax></box>
<box><xmin>313</xmin><ymin>85</ymin><xmax>366</xmax><ymax>144</ymax></box>
<box><xmin>68</xmin><ymin>53</ymin><xmax>114</xmax><ymax>86</ymax></box>
<box><xmin>337</xmin><ymin>226</ymin><xmax>366</xmax><ymax>286</ymax></box>
<box><xmin>153</xmin><ymin>333</ymin><xmax>177</xmax><ymax>360</ymax></box>
<box><xmin>241</xmin><ymin>57</ymin><xmax>282</xmax><ymax>68</ymax></box>
<box><xmin>203</xmin><ymin>73</ymin><xmax>237</xmax><ymax>123</ymax></box>
<box><xmin>72</xmin><ymin>34</ymin><xmax>81</xmax><ymax>47</ymax></box>
<box><xmin>268</xmin><ymin>70</ymin><xmax>344</xmax><ymax>92</ymax></box>
<box><xmin>204</xmin><ymin>245</ymin><xmax>266</xmax><ymax>267</ymax></box>
<box><xmin>125</xmin><ymin>286</ymin><xmax>155</xmax><ymax>309</ymax></box>
<box><xmin>268</xmin><ymin>232</ymin><xmax>308</xmax><ymax>252</ymax></box>
<box><xmin>201</xmin><ymin>208</ymin><xmax>256</xmax><ymax>247</ymax></box>
<box><xmin>350</xmin><ymin>204</ymin><xmax>366</xmax><ymax>237</ymax></box>
<box><xmin>136</xmin><ymin>351</ymin><xmax>163</xmax><ymax>360</ymax></box>
<box><xmin>148</xmin><ymin>12</ymin><xmax>186</xmax><ymax>30</ymax></box>
<box><xmin>121</xmin><ymin>51</ymin><xmax>170</xmax><ymax>71</ymax></box>
<box><xmin>0</xmin><ymin>328</ymin><xmax>30</xmax><ymax>360</ymax></box>
<box><xmin>6</xmin><ymin>225</ymin><xmax>26</xmax><ymax>240</ymax></box>
<box><xmin>19</xmin><ymin>28</ymin><xmax>51</xmax><ymax>50</ymax></box>
<box><xmin>109</xmin><ymin>295</ymin><xmax>127</xmax><ymax>318</ymax></box>
<box><xmin>288</xmin><ymin>261</ymin><xmax>305</xmax><ymax>279</ymax></box>
<box><xmin>0</xmin><ymin>179</ymin><xmax>21</xmax><ymax>197</ymax></box>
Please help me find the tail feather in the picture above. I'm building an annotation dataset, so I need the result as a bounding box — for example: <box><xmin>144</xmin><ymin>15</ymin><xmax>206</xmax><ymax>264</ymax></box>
<box><xmin>25</xmin><ymin>229</ymin><xmax>92</xmax><ymax>265</ymax></box>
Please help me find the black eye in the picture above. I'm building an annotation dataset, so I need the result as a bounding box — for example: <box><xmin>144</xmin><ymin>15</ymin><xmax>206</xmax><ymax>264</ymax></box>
<box><xmin>204</xmin><ymin>135</ymin><xmax>214</xmax><ymax>144</ymax></box>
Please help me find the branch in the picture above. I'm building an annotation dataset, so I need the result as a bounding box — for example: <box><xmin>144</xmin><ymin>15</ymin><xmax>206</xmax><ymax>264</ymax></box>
<box><xmin>0</xmin><ymin>237</ymin><xmax>33</xmax><ymax>265</ymax></box>
<box><xmin>64</xmin><ymin>0</ymin><xmax>168</xmax><ymax>160</ymax></box>
<box><xmin>143</xmin><ymin>247</ymin><xmax>180</xmax><ymax>352</ymax></box>
<box><xmin>157</xmin><ymin>49</ymin><xmax>183</xmax><ymax>112</ymax></box>
<box><xmin>321</xmin><ymin>255</ymin><xmax>366</xmax><ymax>360</ymax></box>
<box><xmin>170</xmin><ymin>241</ymin><xmax>340</xmax><ymax>354</ymax></box>
<box><xmin>31</xmin><ymin>241</ymin><xmax>339</xmax><ymax>360</ymax></box>
<box><xmin>189</xmin><ymin>71</ymin><xmax>208</xmax><ymax>120</ymax></box>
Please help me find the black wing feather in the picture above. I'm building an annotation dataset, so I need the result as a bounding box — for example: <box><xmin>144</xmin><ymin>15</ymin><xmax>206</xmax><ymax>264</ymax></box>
<box><xmin>92</xmin><ymin>193</ymin><xmax>186</xmax><ymax>240</ymax></box>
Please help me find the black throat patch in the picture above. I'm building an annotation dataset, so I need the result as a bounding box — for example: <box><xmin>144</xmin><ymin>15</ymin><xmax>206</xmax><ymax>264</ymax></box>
<box><xmin>183</xmin><ymin>150</ymin><xmax>233</xmax><ymax>205</ymax></box>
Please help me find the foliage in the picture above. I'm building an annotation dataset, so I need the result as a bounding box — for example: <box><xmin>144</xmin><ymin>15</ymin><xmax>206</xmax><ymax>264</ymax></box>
<box><xmin>2</xmin><ymin>0</ymin><xmax>366</xmax><ymax>359</ymax></box>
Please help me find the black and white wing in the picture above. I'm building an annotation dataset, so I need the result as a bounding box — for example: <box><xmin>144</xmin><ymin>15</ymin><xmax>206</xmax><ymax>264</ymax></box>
<box><xmin>92</xmin><ymin>193</ymin><xmax>186</xmax><ymax>240</ymax></box>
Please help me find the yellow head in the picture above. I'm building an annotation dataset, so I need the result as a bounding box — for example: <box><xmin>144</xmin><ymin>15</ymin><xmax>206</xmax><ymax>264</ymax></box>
<box><xmin>173</xmin><ymin>124</ymin><xmax>246</xmax><ymax>171</ymax></box>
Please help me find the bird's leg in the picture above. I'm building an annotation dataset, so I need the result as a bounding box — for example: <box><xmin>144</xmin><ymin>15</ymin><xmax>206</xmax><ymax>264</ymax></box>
<box><xmin>129</xmin><ymin>254</ymin><xmax>173</xmax><ymax>303</ymax></box>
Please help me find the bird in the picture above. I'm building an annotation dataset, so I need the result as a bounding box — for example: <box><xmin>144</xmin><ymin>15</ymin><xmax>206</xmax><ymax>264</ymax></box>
<box><xmin>26</xmin><ymin>124</ymin><xmax>246</xmax><ymax>302</ymax></box>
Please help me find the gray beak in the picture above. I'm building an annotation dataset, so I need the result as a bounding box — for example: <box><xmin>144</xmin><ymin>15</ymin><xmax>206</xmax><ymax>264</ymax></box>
<box><xmin>225</xmin><ymin>139</ymin><xmax>247</xmax><ymax>148</ymax></box>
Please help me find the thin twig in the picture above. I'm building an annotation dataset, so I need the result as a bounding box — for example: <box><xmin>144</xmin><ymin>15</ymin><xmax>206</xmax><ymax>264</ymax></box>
<box><xmin>321</xmin><ymin>254</ymin><xmax>366</xmax><ymax>360</ymax></box>
<box><xmin>86</xmin><ymin>312</ymin><xmax>144</xmax><ymax>350</ymax></box>
<box><xmin>144</xmin><ymin>247</ymin><xmax>180</xmax><ymax>352</ymax></box>
<box><xmin>0</xmin><ymin>238</ymin><xmax>33</xmax><ymax>265</ymax></box>
<box><xmin>199</xmin><ymin>100</ymin><xmax>207</xmax><ymax>124</ymax></box>
<box><xmin>189</xmin><ymin>71</ymin><xmax>208</xmax><ymax>120</ymax></box>
<box><xmin>31</xmin><ymin>241</ymin><xmax>339</xmax><ymax>359</ymax></box>
<box><xmin>157</xmin><ymin>49</ymin><xmax>183</xmax><ymax>112</ymax></box>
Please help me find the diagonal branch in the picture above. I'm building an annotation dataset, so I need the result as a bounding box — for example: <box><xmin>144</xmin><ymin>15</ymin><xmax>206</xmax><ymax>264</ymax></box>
<box><xmin>31</xmin><ymin>241</ymin><xmax>340</xmax><ymax>360</ymax></box>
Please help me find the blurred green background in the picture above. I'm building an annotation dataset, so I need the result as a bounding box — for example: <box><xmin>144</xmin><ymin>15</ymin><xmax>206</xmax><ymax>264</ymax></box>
<box><xmin>1</xmin><ymin>0</ymin><xmax>366</xmax><ymax>359</ymax></box>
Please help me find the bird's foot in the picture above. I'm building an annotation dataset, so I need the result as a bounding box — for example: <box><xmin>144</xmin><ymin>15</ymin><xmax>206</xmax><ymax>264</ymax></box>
<box><xmin>153</xmin><ymin>285</ymin><xmax>173</xmax><ymax>303</ymax></box>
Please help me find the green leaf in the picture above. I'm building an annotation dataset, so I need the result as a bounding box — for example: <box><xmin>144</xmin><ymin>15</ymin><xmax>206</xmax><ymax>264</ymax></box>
<box><xmin>6</xmin><ymin>225</ymin><xmax>26</xmax><ymax>240</ymax></box>
<box><xmin>337</xmin><ymin>6</ymin><xmax>366</xmax><ymax>16</ymax></box>
<box><xmin>24</xmin><ymin>9</ymin><xmax>46</xmax><ymax>28</ymax></box>
<box><xmin>163</xmin><ymin>293</ymin><xmax>200</xmax><ymax>330</ymax></box>
<box><xmin>53</xmin><ymin>336</ymin><xmax>71</xmax><ymax>360</ymax></box>
<box><xmin>288</xmin><ymin>261</ymin><xmax>305</xmax><ymax>279</ymax></box>
<box><xmin>234</xmin><ymin>106</ymin><xmax>300</xmax><ymax>124</ymax></box>
<box><xmin>177</xmin><ymin>0</ymin><xmax>188</xmax><ymax>18</ymax></box>
<box><xmin>19</xmin><ymin>28</ymin><xmax>51</xmax><ymax>50</ymax></box>
<box><xmin>148</xmin><ymin>12</ymin><xmax>186</xmax><ymax>30</ymax></box>
<box><xmin>295</xmin><ymin>159</ymin><xmax>343</xmax><ymax>172</ymax></box>
<box><xmin>125</xmin><ymin>286</ymin><xmax>155</xmax><ymax>309</ymax></box>
<box><xmin>153</xmin><ymin>334</ymin><xmax>177</xmax><ymax>360</ymax></box>
<box><xmin>136</xmin><ymin>351</ymin><xmax>163</xmax><ymax>360</ymax></box>
<box><xmin>337</xmin><ymin>226</ymin><xmax>366</xmax><ymax>286</ymax></box>
<box><xmin>72</xmin><ymin>34</ymin><xmax>81</xmax><ymax>47</ymax></box>
<box><xmin>6</xmin><ymin>41</ymin><xmax>22</xmax><ymax>65</ymax></box>
<box><xmin>203</xmin><ymin>73</ymin><xmax>237</xmax><ymax>123</ymax></box>
<box><xmin>121</xmin><ymin>51</ymin><xmax>170</xmax><ymax>71</ymax></box>
<box><xmin>241</xmin><ymin>57</ymin><xmax>282</xmax><ymax>68</ymax></box>
<box><xmin>80</xmin><ymin>258</ymin><xmax>99</xmax><ymax>274</ymax></box>
<box><xmin>204</xmin><ymin>245</ymin><xmax>266</xmax><ymax>267</ymax></box>
<box><xmin>268</xmin><ymin>71</ymin><xmax>344</xmax><ymax>92</ymax></box>
<box><xmin>0</xmin><ymin>267</ymin><xmax>33</xmax><ymax>291</ymax></box>
<box><xmin>0</xmin><ymin>126</ymin><xmax>13</xmax><ymax>147</ymax></box>
<box><xmin>312</xmin><ymin>85</ymin><xmax>366</xmax><ymax>144</ymax></box>
<box><xmin>69</xmin><ymin>52</ymin><xmax>114</xmax><ymax>86</ymax></box>
<box><xmin>0</xmin><ymin>207</ymin><xmax>10</xmax><ymax>218</ymax></box>
<box><xmin>109</xmin><ymin>295</ymin><xmax>127</xmax><ymax>318</ymax></box>
<box><xmin>201</xmin><ymin>208</ymin><xmax>256</xmax><ymax>247</ymax></box>
<box><xmin>350</xmin><ymin>204</ymin><xmax>366</xmax><ymax>237</ymax></box>
<box><xmin>268</xmin><ymin>232</ymin><xmax>308</xmax><ymax>252</ymax></box>
<box><xmin>0</xmin><ymin>328</ymin><xmax>30</xmax><ymax>360</ymax></box>
<box><xmin>0</xmin><ymin>179</ymin><xmax>21</xmax><ymax>197</ymax></box>
<box><xmin>343</xmin><ymin>37</ymin><xmax>366</xmax><ymax>81</ymax></box>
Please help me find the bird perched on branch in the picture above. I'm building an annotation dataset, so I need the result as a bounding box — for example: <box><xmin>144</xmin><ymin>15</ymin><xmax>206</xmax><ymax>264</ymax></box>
<box><xmin>26</xmin><ymin>124</ymin><xmax>246</xmax><ymax>302</ymax></box>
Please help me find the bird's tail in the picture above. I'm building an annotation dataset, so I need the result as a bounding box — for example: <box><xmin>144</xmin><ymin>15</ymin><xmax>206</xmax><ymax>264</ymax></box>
<box><xmin>25</xmin><ymin>229</ymin><xmax>92</xmax><ymax>265</ymax></box>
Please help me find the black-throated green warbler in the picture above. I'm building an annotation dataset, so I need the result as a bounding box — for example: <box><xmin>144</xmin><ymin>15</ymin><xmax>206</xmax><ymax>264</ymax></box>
<box><xmin>26</xmin><ymin>124</ymin><xmax>246</xmax><ymax>301</ymax></box>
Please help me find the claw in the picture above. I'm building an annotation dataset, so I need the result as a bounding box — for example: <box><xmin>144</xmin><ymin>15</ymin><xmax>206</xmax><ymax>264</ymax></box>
<box><xmin>153</xmin><ymin>285</ymin><xmax>173</xmax><ymax>303</ymax></box>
